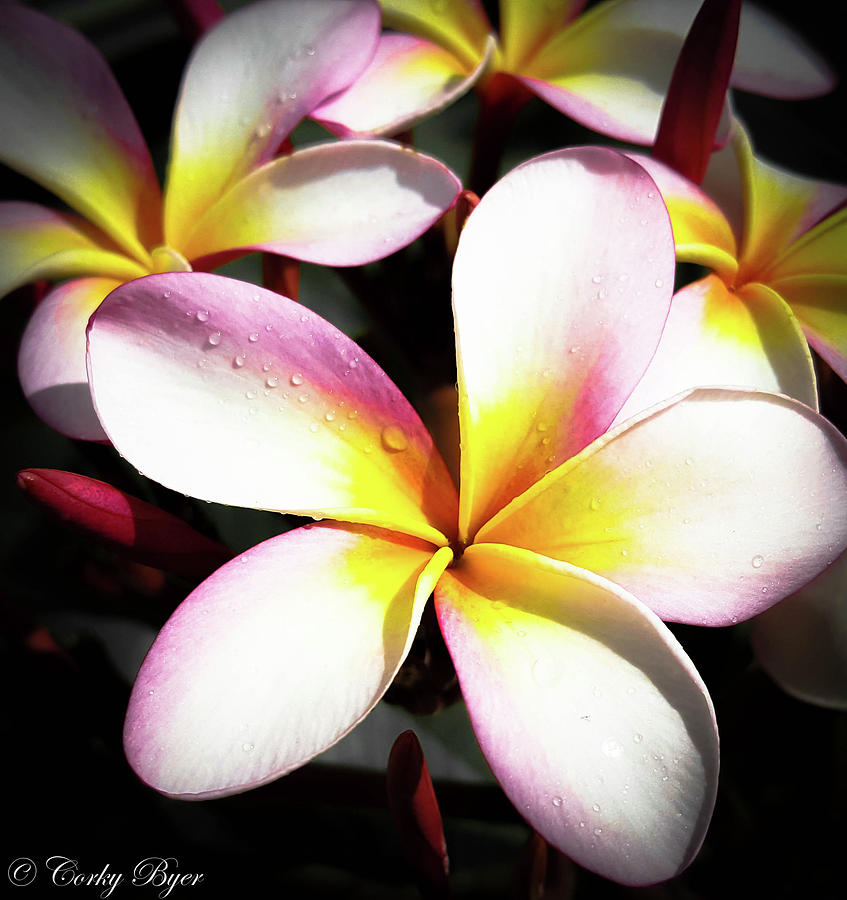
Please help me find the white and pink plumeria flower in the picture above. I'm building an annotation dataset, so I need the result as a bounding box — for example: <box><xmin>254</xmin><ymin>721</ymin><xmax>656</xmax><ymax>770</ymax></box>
<box><xmin>86</xmin><ymin>147</ymin><xmax>847</xmax><ymax>885</ymax></box>
<box><xmin>312</xmin><ymin>0</ymin><xmax>835</xmax><ymax>144</ymax></box>
<box><xmin>0</xmin><ymin>0</ymin><xmax>461</xmax><ymax>440</ymax></box>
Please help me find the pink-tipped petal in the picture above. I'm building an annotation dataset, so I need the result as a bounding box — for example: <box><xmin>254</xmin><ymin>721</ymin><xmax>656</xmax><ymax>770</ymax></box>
<box><xmin>478</xmin><ymin>388</ymin><xmax>847</xmax><ymax>626</ymax></box>
<box><xmin>613</xmin><ymin>276</ymin><xmax>818</xmax><ymax>421</ymax></box>
<box><xmin>0</xmin><ymin>3</ymin><xmax>160</xmax><ymax>261</ymax></box>
<box><xmin>164</xmin><ymin>0</ymin><xmax>381</xmax><ymax>249</ymax></box>
<box><xmin>312</xmin><ymin>33</ymin><xmax>490</xmax><ymax>138</ymax></box>
<box><xmin>125</xmin><ymin>523</ymin><xmax>450</xmax><ymax>798</ymax></box>
<box><xmin>436</xmin><ymin>543</ymin><xmax>718</xmax><ymax>886</ymax></box>
<box><xmin>87</xmin><ymin>273</ymin><xmax>458</xmax><ymax>544</ymax></box>
<box><xmin>0</xmin><ymin>202</ymin><xmax>146</xmax><ymax>298</ymax></box>
<box><xmin>452</xmin><ymin>147</ymin><xmax>674</xmax><ymax>541</ymax></box>
<box><xmin>177</xmin><ymin>140</ymin><xmax>461</xmax><ymax>266</ymax></box>
<box><xmin>19</xmin><ymin>277</ymin><xmax>118</xmax><ymax>441</ymax></box>
<box><xmin>514</xmin><ymin>0</ymin><xmax>834</xmax><ymax>145</ymax></box>
<box><xmin>752</xmin><ymin>550</ymin><xmax>847</xmax><ymax>709</ymax></box>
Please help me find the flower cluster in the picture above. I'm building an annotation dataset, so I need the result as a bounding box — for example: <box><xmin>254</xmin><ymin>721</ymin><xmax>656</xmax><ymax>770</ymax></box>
<box><xmin>2</xmin><ymin>0</ymin><xmax>845</xmax><ymax>892</ymax></box>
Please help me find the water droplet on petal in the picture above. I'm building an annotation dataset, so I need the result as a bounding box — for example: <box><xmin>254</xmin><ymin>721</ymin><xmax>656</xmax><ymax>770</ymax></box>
<box><xmin>552</xmin><ymin>796</ymin><xmax>563</xmax><ymax>808</ymax></box>
<box><xmin>242</xmin><ymin>742</ymin><xmax>254</xmax><ymax>752</ymax></box>
<box><xmin>196</xmin><ymin>309</ymin><xmax>209</xmax><ymax>323</ymax></box>
<box><xmin>381</xmin><ymin>424</ymin><xmax>408</xmax><ymax>452</ymax></box>
<box><xmin>266</xmin><ymin>375</ymin><xmax>279</xmax><ymax>388</ymax></box>
<box><xmin>589</xmin><ymin>497</ymin><xmax>601</xmax><ymax>511</ymax></box>
<box><xmin>592</xmin><ymin>803</ymin><xmax>601</xmax><ymax>813</ymax></box>
<box><xmin>207</xmin><ymin>331</ymin><xmax>221</xmax><ymax>346</ymax></box>
<box><xmin>248</xmin><ymin>332</ymin><xmax>260</xmax><ymax>343</ymax></box>
<box><xmin>751</xmin><ymin>554</ymin><xmax>764</xmax><ymax>569</ymax></box>
<box><xmin>233</xmin><ymin>354</ymin><xmax>246</xmax><ymax>368</ymax></box>
<box><xmin>290</xmin><ymin>373</ymin><xmax>304</xmax><ymax>386</ymax></box>
<box><xmin>632</xmin><ymin>733</ymin><xmax>643</xmax><ymax>744</ymax></box>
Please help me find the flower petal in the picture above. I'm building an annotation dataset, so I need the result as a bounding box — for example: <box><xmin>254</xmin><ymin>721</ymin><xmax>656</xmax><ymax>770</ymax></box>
<box><xmin>613</xmin><ymin>276</ymin><xmax>818</xmax><ymax>421</ymax></box>
<box><xmin>731</xmin><ymin>1</ymin><xmax>835</xmax><ymax>98</ymax></box>
<box><xmin>124</xmin><ymin>522</ymin><xmax>450</xmax><ymax>798</ymax></box>
<box><xmin>164</xmin><ymin>0</ymin><xmax>380</xmax><ymax>249</ymax></box>
<box><xmin>624</xmin><ymin>153</ymin><xmax>739</xmax><ymax>280</ymax></box>
<box><xmin>452</xmin><ymin>147</ymin><xmax>674</xmax><ymax>541</ymax></box>
<box><xmin>768</xmin><ymin>275</ymin><xmax>847</xmax><ymax>383</ymax></box>
<box><xmin>379</xmin><ymin>0</ymin><xmax>491</xmax><ymax>70</ymax></box>
<box><xmin>0</xmin><ymin>202</ymin><xmax>146</xmax><ymax>298</ymax></box>
<box><xmin>478</xmin><ymin>388</ymin><xmax>847</xmax><ymax>626</ymax></box>
<box><xmin>514</xmin><ymin>0</ymin><xmax>834</xmax><ymax>145</ymax></box>
<box><xmin>311</xmin><ymin>33</ymin><xmax>489</xmax><ymax>137</ymax></box>
<box><xmin>178</xmin><ymin>140</ymin><xmax>461</xmax><ymax>266</ymax></box>
<box><xmin>733</xmin><ymin>126</ymin><xmax>847</xmax><ymax>277</ymax></box>
<box><xmin>87</xmin><ymin>273</ymin><xmax>458</xmax><ymax>544</ymax></box>
<box><xmin>0</xmin><ymin>3</ymin><xmax>160</xmax><ymax>261</ymax></box>
<box><xmin>751</xmin><ymin>549</ymin><xmax>847</xmax><ymax>710</ymax></box>
<box><xmin>436</xmin><ymin>543</ymin><xmax>718</xmax><ymax>886</ymax></box>
<box><xmin>498</xmin><ymin>0</ymin><xmax>586</xmax><ymax>72</ymax></box>
<box><xmin>19</xmin><ymin>277</ymin><xmax>118</xmax><ymax>441</ymax></box>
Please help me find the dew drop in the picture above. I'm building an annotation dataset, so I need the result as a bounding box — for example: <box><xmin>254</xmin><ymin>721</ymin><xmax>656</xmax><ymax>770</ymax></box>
<box><xmin>751</xmin><ymin>554</ymin><xmax>764</xmax><ymax>569</ymax></box>
<box><xmin>290</xmin><ymin>373</ymin><xmax>304</xmax><ymax>386</ymax></box>
<box><xmin>266</xmin><ymin>375</ymin><xmax>279</xmax><ymax>388</ymax></box>
<box><xmin>233</xmin><ymin>354</ymin><xmax>246</xmax><ymax>368</ymax></box>
<box><xmin>195</xmin><ymin>309</ymin><xmax>209</xmax><ymax>323</ymax></box>
<box><xmin>632</xmin><ymin>733</ymin><xmax>643</xmax><ymax>744</ymax></box>
<box><xmin>589</xmin><ymin>497</ymin><xmax>602</xmax><ymax>511</ymax></box>
<box><xmin>245</xmin><ymin>390</ymin><xmax>257</xmax><ymax>400</ymax></box>
<box><xmin>552</xmin><ymin>796</ymin><xmax>563</xmax><ymax>808</ymax></box>
<box><xmin>298</xmin><ymin>393</ymin><xmax>309</xmax><ymax>404</ymax></box>
<box><xmin>248</xmin><ymin>332</ymin><xmax>260</xmax><ymax>343</ymax></box>
<box><xmin>309</xmin><ymin>422</ymin><xmax>319</xmax><ymax>433</ymax></box>
<box><xmin>592</xmin><ymin>274</ymin><xmax>603</xmax><ymax>284</ymax></box>
<box><xmin>325</xmin><ymin>410</ymin><xmax>336</xmax><ymax>422</ymax></box>
<box><xmin>207</xmin><ymin>331</ymin><xmax>222</xmax><ymax>346</ymax></box>
<box><xmin>381</xmin><ymin>424</ymin><xmax>408</xmax><ymax>452</ymax></box>
<box><xmin>654</xmin><ymin>279</ymin><xmax>664</xmax><ymax>288</ymax></box>
<box><xmin>593</xmin><ymin>827</ymin><xmax>603</xmax><ymax>837</ymax></box>
<box><xmin>592</xmin><ymin>803</ymin><xmax>601</xmax><ymax>813</ymax></box>
<box><xmin>242</xmin><ymin>742</ymin><xmax>255</xmax><ymax>753</ymax></box>
<box><xmin>347</xmin><ymin>409</ymin><xmax>359</xmax><ymax>420</ymax></box>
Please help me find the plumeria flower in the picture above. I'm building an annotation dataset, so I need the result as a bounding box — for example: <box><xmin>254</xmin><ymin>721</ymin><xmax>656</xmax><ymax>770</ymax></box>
<box><xmin>311</xmin><ymin>0</ymin><xmax>834</xmax><ymax>146</ymax></box>
<box><xmin>617</xmin><ymin>121</ymin><xmax>847</xmax><ymax>420</ymax></box>
<box><xmin>86</xmin><ymin>147</ymin><xmax>847</xmax><ymax>885</ymax></box>
<box><xmin>619</xmin><ymin>130</ymin><xmax>847</xmax><ymax>708</ymax></box>
<box><xmin>0</xmin><ymin>0</ymin><xmax>460</xmax><ymax>440</ymax></box>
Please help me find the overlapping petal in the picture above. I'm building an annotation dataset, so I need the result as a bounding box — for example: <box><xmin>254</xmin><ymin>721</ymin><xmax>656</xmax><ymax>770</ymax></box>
<box><xmin>177</xmin><ymin>139</ymin><xmax>461</xmax><ymax>265</ymax></box>
<box><xmin>514</xmin><ymin>0</ymin><xmax>834</xmax><ymax>145</ymax></box>
<box><xmin>312</xmin><ymin>33</ymin><xmax>492</xmax><ymax>138</ymax></box>
<box><xmin>19</xmin><ymin>277</ymin><xmax>119</xmax><ymax>441</ymax></box>
<box><xmin>613</xmin><ymin>277</ymin><xmax>818</xmax><ymax>422</ymax></box>
<box><xmin>478</xmin><ymin>389</ymin><xmax>847</xmax><ymax>626</ymax></box>
<box><xmin>379</xmin><ymin>0</ymin><xmax>491</xmax><ymax>69</ymax></box>
<box><xmin>498</xmin><ymin>0</ymin><xmax>586</xmax><ymax>72</ymax></box>
<box><xmin>0</xmin><ymin>2</ymin><xmax>160</xmax><ymax>261</ymax></box>
<box><xmin>769</xmin><ymin>275</ymin><xmax>847</xmax><ymax>382</ymax></box>
<box><xmin>87</xmin><ymin>273</ymin><xmax>458</xmax><ymax>544</ymax></box>
<box><xmin>625</xmin><ymin>154</ymin><xmax>739</xmax><ymax>282</ymax></box>
<box><xmin>751</xmin><ymin>550</ymin><xmax>847</xmax><ymax>710</ymax></box>
<box><xmin>436</xmin><ymin>543</ymin><xmax>717</xmax><ymax>886</ymax></box>
<box><xmin>124</xmin><ymin>523</ymin><xmax>450</xmax><ymax>798</ymax></box>
<box><xmin>452</xmin><ymin>147</ymin><xmax>674</xmax><ymax>541</ymax></box>
<box><xmin>164</xmin><ymin>0</ymin><xmax>381</xmax><ymax>249</ymax></box>
<box><xmin>0</xmin><ymin>202</ymin><xmax>146</xmax><ymax>298</ymax></box>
